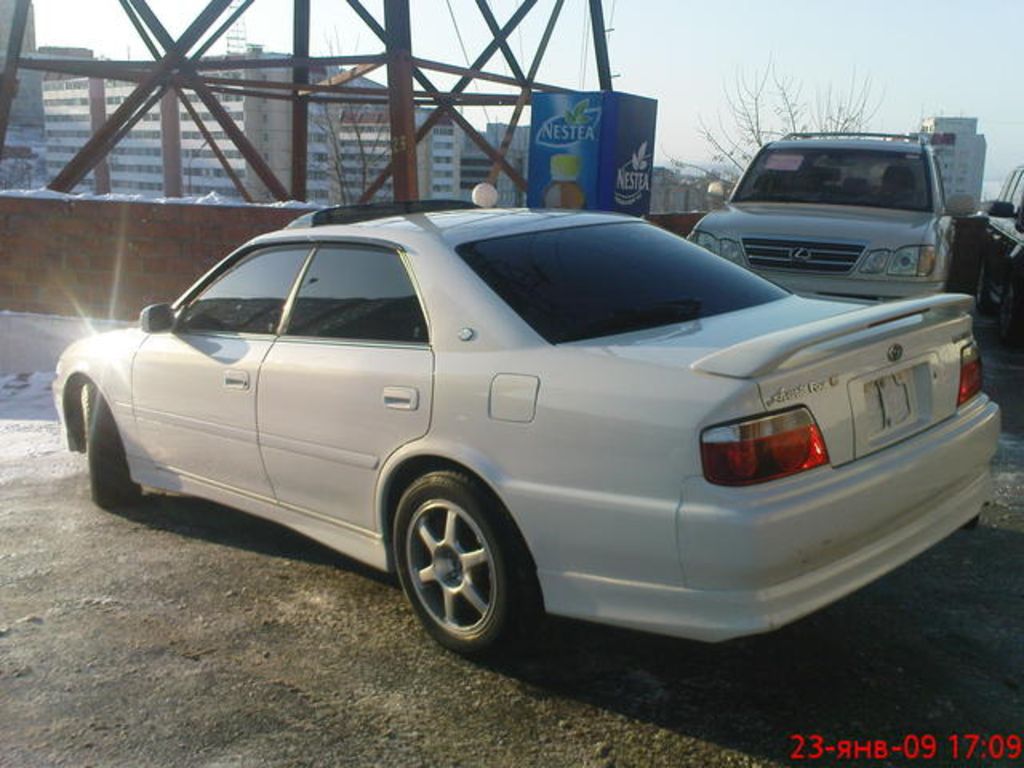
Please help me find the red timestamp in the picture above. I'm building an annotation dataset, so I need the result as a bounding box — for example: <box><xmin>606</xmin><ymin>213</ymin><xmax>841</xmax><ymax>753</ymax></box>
<box><xmin>789</xmin><ymin>733</ymin><xmax>1024</xmax><ymax>761</ymax></box>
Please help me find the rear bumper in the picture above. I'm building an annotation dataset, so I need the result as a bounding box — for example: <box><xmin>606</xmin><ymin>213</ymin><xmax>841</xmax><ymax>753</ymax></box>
<box><xmin>539</xmin><ymin>396</ymin><xmax>999</xmax><ymax>642</ymax></box>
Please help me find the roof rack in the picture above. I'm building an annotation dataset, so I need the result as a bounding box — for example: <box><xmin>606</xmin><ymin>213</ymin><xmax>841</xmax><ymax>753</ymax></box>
<box><xmin>287</xmin><ymin>199</ymin><xmax>479</xmax><ymax>229</ymax></box>
<box><xmin>781</xmin><ymin>132</ymin><xmax>924</xmax><ymax>144</ymax></box>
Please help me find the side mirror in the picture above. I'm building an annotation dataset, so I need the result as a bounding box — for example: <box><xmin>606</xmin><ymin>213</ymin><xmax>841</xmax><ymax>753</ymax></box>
<box><xmin>984</xmin><ymin>200</ymin><xmax>1016</xmax><ymax>218</ymax></box>
<box><xmin>139</xmin><ymin>303</ymin><xmax>175</xmax><ymax>334</ymax></box>
<box><xmin>944</xmin><ymin>194</ymin><xmax>977</xmax><ymax>217</ymax></box>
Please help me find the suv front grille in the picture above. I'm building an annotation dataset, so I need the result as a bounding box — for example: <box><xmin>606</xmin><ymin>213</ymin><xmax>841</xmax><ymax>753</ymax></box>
<box><xmin>742</xmin><ymin>238</ymin><xmax>865</xmax><ymax>274</ymax></box>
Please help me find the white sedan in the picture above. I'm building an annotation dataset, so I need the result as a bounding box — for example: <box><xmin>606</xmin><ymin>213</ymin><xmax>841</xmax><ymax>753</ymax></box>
<box><xmin>55</xmin><ymin>206</ymin><xmax>1000</xmax><ymax>654</ymax></box>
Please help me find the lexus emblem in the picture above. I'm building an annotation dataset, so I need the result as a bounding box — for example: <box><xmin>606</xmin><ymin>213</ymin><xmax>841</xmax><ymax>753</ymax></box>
<box><xmin>789</xmin><ymin>247</ymin><xmax>813</xmax><ymax>263</ymax></box>
<box><xmin>887</xmin><ymin>343</ymin><xmax>903</xmax><ymax>363</ymax></box>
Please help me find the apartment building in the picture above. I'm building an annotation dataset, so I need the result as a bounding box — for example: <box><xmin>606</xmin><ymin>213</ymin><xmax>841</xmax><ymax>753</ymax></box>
<box><xmin>919</xmin><ymin>116</ymin><xmax>986</xmax><ymax>202</ymax></box>
<box><xmin>43</xmin><ymin>52</ymin><xmax>465</xmax><ymax>205</ymax></box>
<box><xmin>43</xmin><ymin>52</ymin><xmax>331</xmax><ymax>203</ymax></box>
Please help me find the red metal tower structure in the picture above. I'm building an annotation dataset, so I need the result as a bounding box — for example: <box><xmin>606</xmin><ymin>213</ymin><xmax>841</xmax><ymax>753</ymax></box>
<box><xmin>0</xmin><ymin>0</ymin><xmax>614</xmax><ymax>203</ymax></box>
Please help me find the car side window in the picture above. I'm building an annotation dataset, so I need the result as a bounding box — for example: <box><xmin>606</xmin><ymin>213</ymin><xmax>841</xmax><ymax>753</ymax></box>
<box><xmin>177</xmin><ymin>247</ymin><xmax>310</xmax><ymax>335</ymax></box>
<box><xmin>285</xmin><ymin>245</ymin><xmax>428</xmax><ymax>343</ymax></box>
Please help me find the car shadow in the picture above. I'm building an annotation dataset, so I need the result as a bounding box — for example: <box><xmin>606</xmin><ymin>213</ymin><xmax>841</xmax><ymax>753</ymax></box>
<box><xmin>104</xmin><ymin>492</ymin><xmax>395</xmax><ymax>588</ymax></box>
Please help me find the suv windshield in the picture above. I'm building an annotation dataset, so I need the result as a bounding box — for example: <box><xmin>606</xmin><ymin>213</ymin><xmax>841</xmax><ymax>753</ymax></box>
<box><xmin>734</xmin><ymin>147</ymin><xmax>932</xmax><ymax>211</ymax></box>
<box><xmin>457</xmin><ymin>221</ymin><xmax>788</xmax><ymax>344</ymax></box>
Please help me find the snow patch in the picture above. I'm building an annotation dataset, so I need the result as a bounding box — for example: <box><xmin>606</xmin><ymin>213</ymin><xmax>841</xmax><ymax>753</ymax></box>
<box><xmin>0</xmin><ymin>187</ymin><xmax>317</xmax><ymax>209</ymax></box>
<box><xmin>0</xmin><ymin>371</ymin><xmax>57</xmax><ymax>421</ymax></box>
<box><xmin>0</xmin><ymin>372</ymin><xmax>82</xmax><ymax>483</ymax></box>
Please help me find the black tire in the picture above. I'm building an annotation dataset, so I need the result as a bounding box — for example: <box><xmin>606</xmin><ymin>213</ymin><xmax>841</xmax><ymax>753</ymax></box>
<box><xmin>393</xmin><ymin>471</ymin><xmax>541</xmax><ymax>655</ymax></box>
<box><xmin>83</xmin><ymin>384</ymin><xmax>142</xmax><ymax>510</ymax></box>
<box><xmin>976</xmin><ymin>259</ymin><xmax>997</xmax><ymax>316</ymax></box>
<box><xmin>998</xmin><ymin>271</ymin><xmax>1024</xmax><ymax>347</ymax></box>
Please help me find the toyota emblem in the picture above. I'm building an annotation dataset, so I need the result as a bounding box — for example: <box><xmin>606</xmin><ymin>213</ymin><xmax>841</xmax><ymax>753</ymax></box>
<box><xmin>887</xmin><ymin>343</ymin><xmax>903</xmax><ymax>363</ymax></box>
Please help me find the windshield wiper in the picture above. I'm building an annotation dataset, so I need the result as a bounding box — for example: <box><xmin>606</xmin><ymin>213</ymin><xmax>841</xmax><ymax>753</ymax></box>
<box><xmin>565</xmin><ymin>298</ymin><xmax>702</xmax><ymax>342</ymax></box>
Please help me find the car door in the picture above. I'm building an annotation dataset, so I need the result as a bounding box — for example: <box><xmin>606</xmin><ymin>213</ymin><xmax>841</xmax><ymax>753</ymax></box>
<box><xmin>257</xmin><ymin>242</ymin><xmax>433</xmax><ymax>531</ymax></box>
<box><xmin>132</xmin><ymin>245</ymin><xmax>311</xmax><ymax>497</ymax></box>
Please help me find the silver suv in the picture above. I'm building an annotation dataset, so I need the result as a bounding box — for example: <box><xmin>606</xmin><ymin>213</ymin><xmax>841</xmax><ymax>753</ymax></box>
<box><xmin>691</xmin><ymin>133</ymin><xmax>975</xmax><ymax>302</ymax></box>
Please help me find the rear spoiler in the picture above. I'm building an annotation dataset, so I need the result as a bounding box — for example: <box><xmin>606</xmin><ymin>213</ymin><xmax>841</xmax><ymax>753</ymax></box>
<box><xmin>691</xmin><ymin>293</ymin><xmax>974</xmax><ymax>379</ymax></box>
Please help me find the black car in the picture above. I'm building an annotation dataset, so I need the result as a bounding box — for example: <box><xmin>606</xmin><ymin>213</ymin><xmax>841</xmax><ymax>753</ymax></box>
<box><xmin>979</xmin><ymin>165</ymin><xmax>1024</xmax><ymax>346</ymax></box>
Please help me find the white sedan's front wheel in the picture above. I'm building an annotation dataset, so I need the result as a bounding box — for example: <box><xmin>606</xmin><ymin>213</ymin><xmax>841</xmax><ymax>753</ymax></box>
<box><xmin>394</xmin><ymin>472</ymin><xmax>538</xmax><ymax>654</ymax></box>
<box><xmin>83</xmin><ymin>384</ymin><xmax>142</xmax><ymax>510</ymax></box>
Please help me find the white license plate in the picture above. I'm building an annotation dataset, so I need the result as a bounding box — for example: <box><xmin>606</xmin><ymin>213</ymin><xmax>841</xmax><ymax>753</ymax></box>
<box><xmin>866</xmin><ymin>370</ymin><xmax>913</xmax><ymax>433</ymax></box>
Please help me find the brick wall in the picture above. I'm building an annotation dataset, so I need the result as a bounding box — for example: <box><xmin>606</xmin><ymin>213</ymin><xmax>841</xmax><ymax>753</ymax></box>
<box><xmin>647</xmin><ymin>211</ymin><xmax>704</xmax><ymax>239</ymax></box>
<box><xmin>0</xmin><ymin>198</ymin><xmax>707</xmax><ymax>322</ymax></box>
<box><xmin>0</xmin><ymin>196</ymin><xmax>313</xmax><ymax>321</ymax></box>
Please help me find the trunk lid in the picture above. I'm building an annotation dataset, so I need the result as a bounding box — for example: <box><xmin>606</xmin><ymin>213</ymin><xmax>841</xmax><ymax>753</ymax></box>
<box><xmin>691</xmin><ymin>294</ymin><xmax>973</xmax><ymax>466</ymax></box>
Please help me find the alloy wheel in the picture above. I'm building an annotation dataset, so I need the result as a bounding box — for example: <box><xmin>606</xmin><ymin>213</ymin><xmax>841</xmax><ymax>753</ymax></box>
<box><xmin>404</xmin><ymin>500</ymin><xmax>495</xmax><ymax>636</ymax></box>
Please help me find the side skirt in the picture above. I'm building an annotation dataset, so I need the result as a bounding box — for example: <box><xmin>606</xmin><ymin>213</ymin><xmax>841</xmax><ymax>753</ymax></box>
<box><xmin>129</xmin><ymin>457</ymin><xmax>389</xmax><ymax>572</ymax></box>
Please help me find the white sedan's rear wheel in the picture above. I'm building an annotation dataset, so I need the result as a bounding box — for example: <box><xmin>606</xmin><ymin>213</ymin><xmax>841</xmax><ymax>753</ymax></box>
<box><xmin>394</xmin><ymin>471</ymin><xmax>539</xmax><ymax>654</ymax></box>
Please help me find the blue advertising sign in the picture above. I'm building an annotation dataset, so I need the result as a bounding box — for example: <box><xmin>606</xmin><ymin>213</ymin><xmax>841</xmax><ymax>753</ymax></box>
<box><xmin>527</xmin><ymin>90</ymin><xmax>657</xmax><ymax>216</ymax></box>
<box><xmin>527</xmin><ymin>91</ymin><xmax>603</xmax><ymax>210</ymax></box>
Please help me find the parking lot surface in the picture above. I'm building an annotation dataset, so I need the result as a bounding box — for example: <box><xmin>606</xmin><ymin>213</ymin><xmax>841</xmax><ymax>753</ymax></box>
<box><xmin>1</xmin><ymin>317</ymin><xmax>1022</xmax><ymax>768</ymax></box>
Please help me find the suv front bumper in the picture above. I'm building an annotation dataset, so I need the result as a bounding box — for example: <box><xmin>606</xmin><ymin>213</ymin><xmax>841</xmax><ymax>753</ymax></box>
<box><xmin>755</xmin><ymin>267</ymin><xmax>946</xmax><ymax>302</ymax></box>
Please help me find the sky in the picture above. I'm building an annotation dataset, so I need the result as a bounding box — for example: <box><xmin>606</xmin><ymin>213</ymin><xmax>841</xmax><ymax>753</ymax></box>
<box><xmin>30</xmin><ymin>0</ymin><xmax>1024</xmax><ymax>191</ymax></box>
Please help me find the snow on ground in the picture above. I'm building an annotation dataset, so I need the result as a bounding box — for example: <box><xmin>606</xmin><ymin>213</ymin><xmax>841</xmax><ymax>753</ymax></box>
<box><xmin>0</xmin><ymin>371</ymin><xmax>82</xmax><ymax>484</ymax></box>
<box><xmin>0</xmin><ymin>311</ymin><xmax>128</xmax><ymax>376</ymax></box>
<box><xmin>0</xmin><ymin>312</ymin><xmax>100</xmax><ymax>483</ymax></box>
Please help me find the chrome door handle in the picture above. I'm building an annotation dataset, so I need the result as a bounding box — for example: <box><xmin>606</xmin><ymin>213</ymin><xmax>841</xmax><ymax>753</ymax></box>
<box><xmin>224</xmin><ymin>370</ymin><xmax>250</xmax><ymax>390</ymax></box>
<box><xmin>382</xmin><ymin>386</ymin><xmax>419</xmax><ymax>411</ymax></box>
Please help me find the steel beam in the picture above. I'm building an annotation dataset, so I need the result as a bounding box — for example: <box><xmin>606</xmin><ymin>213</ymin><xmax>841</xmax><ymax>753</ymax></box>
<box><xmin>486</xmin><ymin>0</ymin><xmax>566</xmax><ymax>186</ymax></box>
<box><xmin>49</xmin><ymin>0</ymin><xmax>235</xmax><ymax>192</ymax></box>
<box><xmin>291</xmin><ymin>0</ymin><xmax>310</xmax><ymax>200</ymax></box>
<box><xmin>383</xmin><ymin>0</ymin><xmax>418</xmax><ymax>202</ymax></box>
<box><xmin>160</xmin><ymin>89</ymin><xmax>183</xmax><ymax>197</ymax></box>
<box><xmin>474</xmin><ymin>0</ymin><xmax>526</xmax><ymax>85</ymax></box>
<box><xmin>177</xmin><ymin>91</ymin><xmax>252</xmax><ymax>202</ymax></box>
<box><xmin>126</xmin><ymin>0</ymin><xmax>290</xmax><ymax>200</ymax></box>
<box><xmin>87</xmin><ymin>78</ymin><xmax>111</xmax><ymax>194</ymax></box>
<box><xmin>444</xmin><ymin>106</ymin><xmax>526</xmax><ymax>190</ymax></box>
<box><xmin>0</xmin><ymin>0</ymin><xmax>31</xmax><ymax>159</ymax></box>
<box><xmin>588</xmin><ymin>0</ymin><xmax>612</xmax><ymax>91</ymax></box>
<box><xmin>344</xmin><ymin>0</ymin><xmax>439</xmax><ymax>94</ymax></box>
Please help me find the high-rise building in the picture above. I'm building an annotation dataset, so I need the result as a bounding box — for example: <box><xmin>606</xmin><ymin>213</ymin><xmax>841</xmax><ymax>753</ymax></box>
<box><xmin>919</xmin><ymin>116</ymin><xmax>986</xmax><ymax>202</ymax></box>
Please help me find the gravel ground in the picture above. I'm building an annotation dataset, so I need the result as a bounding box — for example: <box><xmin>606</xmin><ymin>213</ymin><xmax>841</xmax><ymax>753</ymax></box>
<box><xmin>0</xmin><ymin>317</ymin><xmax>1021</xmax><ymax>768</ymax></box>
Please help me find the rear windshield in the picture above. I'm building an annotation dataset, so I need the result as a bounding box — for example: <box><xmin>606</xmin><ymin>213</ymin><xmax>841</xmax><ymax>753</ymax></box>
<box><xmin>456</xmin><ymin>221</ymin><xmax>788</xmax><ymax>344</ymax></box>
<box><xmin>734</xmin><ymin>147</ymin><xmax>932</xmax><ymax>211</ymax></box>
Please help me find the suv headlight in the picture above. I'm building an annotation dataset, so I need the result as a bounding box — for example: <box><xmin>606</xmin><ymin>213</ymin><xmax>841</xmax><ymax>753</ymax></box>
<box><xmin>887</xmin><ymin>245</ymin><xmax>936</xmax><ymax>277</ymax></box>
<box><xmin>691</xmin><ymin>230</ymin><xmax>720</xmax><ymax>255</ymax></box>
<box><xmin>719</xmin><ymin>238</ymin><xmax>746</xmax><ymax>265</ymax></box>
<box><xmin>859</xmin><ymin>249</ymin><xmax>891</xmax><ymax>274</ymax></box>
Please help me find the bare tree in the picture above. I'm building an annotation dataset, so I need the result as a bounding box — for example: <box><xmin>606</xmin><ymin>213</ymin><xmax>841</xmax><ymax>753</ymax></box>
<box><xmin>699</xmin><ymin>59</ymin><xmax>882</xmax><ymax>175</ymax></box>
<box><xmin>308</xmin><ymin>34</ymin><xmax>394</xmax><ymax>205</ymax></box>
<box><xmin>311</xmin><ymin>98</ymin><xmax>392</xmax><ymax>205</ymax></box>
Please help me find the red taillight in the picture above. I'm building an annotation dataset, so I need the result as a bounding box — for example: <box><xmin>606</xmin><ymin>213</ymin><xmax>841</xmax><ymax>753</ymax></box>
<box><xmin>701</xmin><ymin>408</ymin><xmax>830</xmax><ymax>486</ymax></box>
<box><xmin>957</xmin><ymin>342</ymin><xmax>982</xmax><ymax>407</ymax></box>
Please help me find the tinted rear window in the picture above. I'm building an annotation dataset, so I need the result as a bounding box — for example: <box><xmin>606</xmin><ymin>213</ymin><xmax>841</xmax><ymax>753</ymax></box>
<box><xmin>457</xmin><ymin>221</ymin><xmax>788</xmax><ymax>344</ymax></box>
